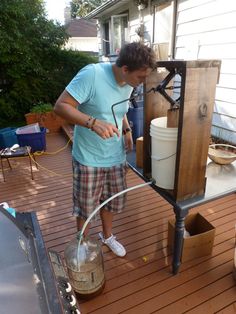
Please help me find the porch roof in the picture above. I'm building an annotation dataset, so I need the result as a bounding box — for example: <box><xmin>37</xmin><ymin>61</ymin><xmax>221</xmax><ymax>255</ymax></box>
<box><xmin>85</xmin><ymin>0</ymin><xmax>172</xmax><ymax>19</ymax></box>
<box><xmin>85</xmin><ymin>0</ymin><xmax>130</xmax><ymax>19</ymax></box>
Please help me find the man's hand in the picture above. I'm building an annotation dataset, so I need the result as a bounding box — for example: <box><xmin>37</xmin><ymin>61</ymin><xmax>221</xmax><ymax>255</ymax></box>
<box><xmin>92</xmin><ymin>119</ymin><xmax>120</xmax><ymax>139</ymax></box>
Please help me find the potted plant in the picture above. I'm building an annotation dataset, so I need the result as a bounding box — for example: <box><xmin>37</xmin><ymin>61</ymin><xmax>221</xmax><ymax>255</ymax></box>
<box><xmin>25</xmin><ymin>102</ymin><xmax>65</xmax><ymax>133</ymax></box>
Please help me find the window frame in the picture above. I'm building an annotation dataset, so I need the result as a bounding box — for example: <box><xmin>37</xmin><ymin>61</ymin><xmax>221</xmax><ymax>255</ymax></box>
<box><xmin>110</xmin><ymin>13</ymin><xmax>129</xmax><ymax>54</ymax></box>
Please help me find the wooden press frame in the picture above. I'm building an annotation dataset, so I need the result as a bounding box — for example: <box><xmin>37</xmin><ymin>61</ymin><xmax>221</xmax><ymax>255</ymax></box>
<box><xmin>143</xmin><ymin>60</ymin><xmax>221</xmax><ymax>202</ymax></box>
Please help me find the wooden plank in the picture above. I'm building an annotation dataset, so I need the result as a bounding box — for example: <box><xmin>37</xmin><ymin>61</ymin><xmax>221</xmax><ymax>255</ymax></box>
<box><xmin>183</xmin><ymin>282</ymin><xmax>236</xmax><ymax>314</ymax></box>
<box><xmin>79</xmin><ymin>250</ymin><xmax>235</xmax><ymax>313</ymax></box>
<box><xmin>175</xmin><ymin>66</ymin><xmax>219</xmax><ymax>200</ymax></box>
<box><xmin>216</xmin><ymin>302</ymin><xmax>236</xmax><ymax>313</ymax></box>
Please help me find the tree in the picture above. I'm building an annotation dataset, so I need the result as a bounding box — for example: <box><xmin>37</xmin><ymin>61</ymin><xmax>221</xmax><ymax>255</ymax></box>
<box><xmin>70</xmin><ymin>0</ymin><xmax>107</xmax><ymax>18</ymax></box>
<box><xmin>0</xmin><ymin>0</ymin><xmax>97</xmax><ymax>126</ymax></box>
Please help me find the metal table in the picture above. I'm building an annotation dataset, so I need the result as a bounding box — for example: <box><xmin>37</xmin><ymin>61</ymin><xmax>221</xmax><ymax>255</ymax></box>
<box><xmin>130</xmin><ymin>159</ymin><xmax>236</xmax><ymax>274</ymax></box>
<box><xmin>0</xmin><ymin>146</ymin><xmax>37</xmax><ymax>182</ymax></box>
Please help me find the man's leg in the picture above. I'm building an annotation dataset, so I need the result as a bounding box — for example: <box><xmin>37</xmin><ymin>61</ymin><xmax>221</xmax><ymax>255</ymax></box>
<box><xmin>76</xmin><ymin>217</ymin><xmax>90</xmax><ymax>236</ymax></box>
<box><xmin>99</xmin><ymin>208</ymin><xmax>126</xmax><ymax>257</ymax></box>
<box><xmin>73</xmin><ymin>159</ymin><xmax>101</xmax><ymax>237</ymax></box>
<box><xmin>100</xmin><ymin>208</ymin><xmax>114</xmax><ymax>238</ymax></box>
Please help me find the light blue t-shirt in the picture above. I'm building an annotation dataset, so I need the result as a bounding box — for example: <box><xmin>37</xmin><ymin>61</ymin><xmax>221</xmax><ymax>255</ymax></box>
<box><xmin>66</xmin><ymin>63</ymin><xmax>133</xmax><ymax>167</ymax></box>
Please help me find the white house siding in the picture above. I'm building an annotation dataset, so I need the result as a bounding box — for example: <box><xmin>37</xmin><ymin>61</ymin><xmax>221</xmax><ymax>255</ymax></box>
<box><xmin>152</xmin><ymin>2</ymin><xmax>174</xmax><ymax>60</ymax></box>
<box><xmin>96</xmin><ymin>1</ymin><xmax>153</xmax><ymax>61</ymax></box>
<box><xmin>129</xmin><ymin>3</ymin><xmax>153</xmax><ymax>44</ymax></box>
<box><xmin>175</xmin><ymin>0</ymin><xmax>236</xmax><ymax>144</ymax></box>
<box><xmin>65</xmin><ymin>37</ymin><xmax>99</xmax><ymax>52</ymax></box>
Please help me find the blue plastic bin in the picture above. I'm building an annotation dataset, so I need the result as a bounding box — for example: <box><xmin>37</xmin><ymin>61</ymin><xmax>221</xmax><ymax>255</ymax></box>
<box><xmin>0</xmin><ymin>127</ymin><xmax>18</xmax><ymax>149</ymax></box>
<box><xmin>16</xmin><ymin>127</ymin><xmax>46</xmax><ymax>152</ymax></box>
<box><xmin>127</xmin><ymin>101</ymin><xmax>144</xmax><ymax>143</ymax></box>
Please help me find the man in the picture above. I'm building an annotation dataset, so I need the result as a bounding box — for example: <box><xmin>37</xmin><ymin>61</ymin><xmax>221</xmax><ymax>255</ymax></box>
<box><xmin>54</xmin><ymin>42</ymin><xmax>156</xmax><ymax>257</ymax></box>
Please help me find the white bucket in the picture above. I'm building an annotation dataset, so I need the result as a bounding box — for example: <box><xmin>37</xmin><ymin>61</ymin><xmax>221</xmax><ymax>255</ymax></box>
<box><xmin>150</xmin><ymin>117</ymin><xmax>178</xmax><ymax>189</ymax></box>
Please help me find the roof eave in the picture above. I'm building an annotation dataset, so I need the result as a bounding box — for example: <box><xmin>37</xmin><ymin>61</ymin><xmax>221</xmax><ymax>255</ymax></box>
<box><xmin>85</xmin><ymin>0</ymin><xmax>121</xmax><ymax>19</ymax></box>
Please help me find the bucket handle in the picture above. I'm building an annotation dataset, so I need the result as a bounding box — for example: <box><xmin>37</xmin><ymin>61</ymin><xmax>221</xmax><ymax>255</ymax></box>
<box><xmin>151</xmin><ymin>153</ymin><xmax>176</xmax><ymax>161</ymax></box>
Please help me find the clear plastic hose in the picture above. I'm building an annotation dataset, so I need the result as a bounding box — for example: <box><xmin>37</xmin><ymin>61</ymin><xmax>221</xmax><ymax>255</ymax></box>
<box><xmin>76</xmin><ymin>180</ymin><xmax>154</xmax><ymax>269</ymax></box>
<box><xmin>80</xmin><ymin>180</ymin><xmax>154</xmax><ymax>238</ymax></box>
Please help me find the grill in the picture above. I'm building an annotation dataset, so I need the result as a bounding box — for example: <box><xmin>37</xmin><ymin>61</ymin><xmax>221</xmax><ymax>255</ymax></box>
<box><xmin>0</xmin><ymin>205</ymin><xmax>80</xmax><ymax>314</ymax></box>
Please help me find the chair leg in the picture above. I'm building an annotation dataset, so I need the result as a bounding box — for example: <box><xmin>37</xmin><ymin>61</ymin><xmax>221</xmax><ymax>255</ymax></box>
<box><xmin>7</xmin><ymin>158</ymin><xmax>12</xmax><ymax>169</ymax></box>
<box><xmin>32</xmin><ymin>153</ymin><xmax>38</xmax><ymax>169</ymax></box>
<box><xmin>0</xmin><ymin>157</ymin><xmax>6</xmax><ymax>182</ymax></box>
<box><xmin>28</xmin><ymin>154</ymin><xmax>34</xmax><ymax>180</ymax></box>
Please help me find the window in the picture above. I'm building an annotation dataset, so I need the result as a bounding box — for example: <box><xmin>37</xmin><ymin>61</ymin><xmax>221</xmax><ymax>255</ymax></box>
<box><xmin>153</xmin><ymin>2</ymin><xmax>173</xmax><ymax>59</ymax></box>
<box><xmin>111</xmin><ymin>14</ymin><xmax>128</xmax><ymax>54</ymax></box>
<box><xmin>103</xmin><ymin>21</ymin><xmax>110</xmax><ymax>56</ymax></box>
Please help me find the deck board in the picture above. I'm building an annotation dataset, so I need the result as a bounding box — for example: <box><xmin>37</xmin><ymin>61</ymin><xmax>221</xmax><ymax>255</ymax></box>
<box><xmin>1</xmin><ymin>131</ymin><xmax>236</xmax><ymax>314</ymax></box>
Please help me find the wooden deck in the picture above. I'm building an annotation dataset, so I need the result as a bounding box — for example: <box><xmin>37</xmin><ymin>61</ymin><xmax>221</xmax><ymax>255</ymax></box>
<box><xmin>1</xmin><ymin>131</ymin><xmax>236</xmax><ymax>313</ymax></box>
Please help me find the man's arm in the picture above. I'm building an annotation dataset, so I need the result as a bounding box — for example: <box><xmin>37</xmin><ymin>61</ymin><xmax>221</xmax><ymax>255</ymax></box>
<box><xmin>54</xmin><ymin>90</ymin><xmax>120</xmax><ymax>139</ymax></box>
<box><xmin>54</xmin><ymin>90</ymin><xmax>90</xmax><ymax>126</ymax></box>
<box><xmin>122</xmin><ymin>114</ymin><xmax>133</xmax><ymax>152</ymax></box>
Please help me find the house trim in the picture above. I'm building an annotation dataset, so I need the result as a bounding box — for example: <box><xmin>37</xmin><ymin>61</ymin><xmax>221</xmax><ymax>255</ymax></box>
<box><xmin>86</xmin><ymin>0</ymin><xmax>124</xmax><ymax>19</ymax></box>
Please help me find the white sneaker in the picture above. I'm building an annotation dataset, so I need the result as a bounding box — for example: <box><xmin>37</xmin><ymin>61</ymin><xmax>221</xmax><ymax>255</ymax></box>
<box><xmin>99</xmin><ymin>232</ymin><xmax>126</xmax><ymax>257</ymax></box>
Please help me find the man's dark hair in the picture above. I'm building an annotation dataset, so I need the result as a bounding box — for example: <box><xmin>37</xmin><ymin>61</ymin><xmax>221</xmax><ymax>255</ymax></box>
<box><xmin>116</xmin><ymin>42</ymin><xmax>156</xmax><ymax>71</ymax></box>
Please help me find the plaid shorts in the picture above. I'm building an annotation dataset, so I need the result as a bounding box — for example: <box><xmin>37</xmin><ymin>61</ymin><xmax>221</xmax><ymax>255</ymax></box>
<box><xmin>72</xmin><ymin>158</ymin><xmax>128</xmax><ymax>221</ymax></box>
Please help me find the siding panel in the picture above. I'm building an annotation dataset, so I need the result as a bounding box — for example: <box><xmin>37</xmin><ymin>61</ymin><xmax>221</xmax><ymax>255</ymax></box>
<box><xmin>176</xmin><ymin>0</ymin><xmax>236</xmax><ymax>144</ymax></box>
<box><xmin>177</xmin><ymin>12</ymin><xmax>236</xmax><ymax>36</ymax></box>
<box><xmin>178</xmin><ymin>0</ymin><xmax>236</xmax><ymax>24</ymax></box>
<box><xmin>215</xmin><ymin>101</ymin><xmax>236</xmax><ymax>117</ymax></box>
<box><xmin>176</xmin><ymin>28</ymin><xmax>236</xmax><ymax>48</ymax></box>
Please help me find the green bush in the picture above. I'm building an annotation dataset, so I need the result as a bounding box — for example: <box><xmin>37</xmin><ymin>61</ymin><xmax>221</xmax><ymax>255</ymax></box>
<box><xmin>0</xmin><ymin>0</ymin><xmax>98</xmax><ymax>127</ymax></box>
<box><xmin>30</xmin><ymin>102</ymin><xmax>53</xmax><ymax>113</ymax></box>
<box><xmin>0</xmin><ymin>50</ymin><xmax>98</xmax><ymax>127</ymax></box>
